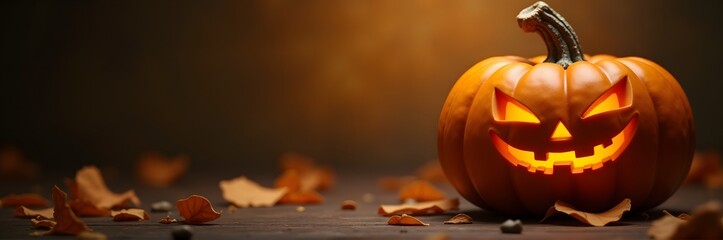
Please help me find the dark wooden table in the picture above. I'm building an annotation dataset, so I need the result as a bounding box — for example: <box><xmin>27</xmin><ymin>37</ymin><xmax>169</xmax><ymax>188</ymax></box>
<box><xmin>1</xmin><ymin>171</ymin><xmax>721</xmax><ymax>239</ymax></box>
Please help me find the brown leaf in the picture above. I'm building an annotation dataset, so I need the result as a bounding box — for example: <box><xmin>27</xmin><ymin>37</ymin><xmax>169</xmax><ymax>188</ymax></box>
<box><xmin>398</xmin><ymin>180</ymin><xmax>445</xmax><ymax>202</ymax></box>
<box><xmin>378</xmin><ymin>198</ymin><xmax>459</xmax><ymax>216</ymax></box>
<box><xmin>219</xmin><ymin>176</ymin><xmax>288</xmax><ymax>207</ymax></box>
<box><xmin>14</xmin><ymin>206</ymin><xmax>54</xmax><ymax>219</ymax></box>
<box><xmin>176</xmin><ymin>195</ymin><xmax>221</xmax><ymax>224</ymax></box>
<box><xmin>31</xmin><ymin>218</ymin><xmax>56</xmax><ymax>229</ymax></box>
<box><xmin>135</xmin><ymin>152</ymin><xmax>190</xmax><ymax>187</ymax></box>
<box><xmin>444</xmin><ymin>213</ymin><xmax>472</xmax><ymax>224</ymax></box>
<box><xmin>541</xmin><ymin>198</ymin><xmax>631</xmax><ymax>227</ymax></box>
<box><xmin>69</xmin><ymin>200</ymin><xmax>110</xmax><ymax>217</ymax></box>
<box><xmin>341</xmin><ymin>200</ymin><xmax>357</xmax><ymax>210</ymax></box>
<box><xmin>159</xmin><ymin>216</ymin><xmax>178</xmax><ymax>224</ymax></box>
<box><xmin>75</xmin><ymin>166</ymin><xmax>141</xmax><ymax>210</ymax></box>
<box><xmin>649</xmin><ymin>201</ymin><xmax>723</xmax><ymax>240</ymax></box>
<box><xmin>416</xmin><ymin>160</ymin><xmax>448</xmax><ymax>183</ymax></box>
<box><xmin>387</xmin><ymin>214</ymin><xmax>429</xmax><ymax>226</ymax></box>
<box><xmin>0</xmin><ymin>193</ymin><xmax>50</xmax><ymax>208</ymax></box>
<box><xmin>663</xmin><ymin>210</ymin><xmax>691</xmax><ymax>220</ymax></box>
<box><xmin>111</xmin><ymin>208</ymin><xmax>149</xmax><ymax>221</ymax></box>
<box><xmin>277</xmin><ymin>191</ymin><xmax>324</xmax><ymax>205</ymax></box>
<box><xmin>49</xmin><ymin>186</ymin><xmax>91</xmax><ymax>235</ymax></box>
<box><xmin>378</xmin><ymin>176</ymin><xmax>415</xmax><ymax>192</ymax></box>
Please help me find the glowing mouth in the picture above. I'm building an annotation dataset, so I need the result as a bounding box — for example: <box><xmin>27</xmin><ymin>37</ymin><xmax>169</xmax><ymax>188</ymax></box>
<box><xmin>491</xmin><ymin>116</ymin><xmax>638</xmax><ymax>174</ymax></box>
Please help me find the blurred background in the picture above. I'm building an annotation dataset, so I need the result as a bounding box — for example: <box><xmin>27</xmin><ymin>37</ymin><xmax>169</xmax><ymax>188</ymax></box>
<box><xmin>1</xmin><ymin>0</ymin><xmax>721</xmax><ymax>178</ymax></box>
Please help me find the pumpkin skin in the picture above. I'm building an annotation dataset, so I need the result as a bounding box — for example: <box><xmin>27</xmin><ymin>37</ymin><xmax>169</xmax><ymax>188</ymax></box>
<box><xmin>437</xmin><ymin>3</ymin><xmax>694</xmax><ymax>216</ymax></box>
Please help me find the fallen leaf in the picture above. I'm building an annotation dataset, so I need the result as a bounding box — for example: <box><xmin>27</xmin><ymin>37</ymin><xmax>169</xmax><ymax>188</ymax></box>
<box><xmin>378</xmin><ymin>198</ymin><xmax>459</xmax><ymax>216</ymax></box>
<box><xmin>159</xmin><ymin>216</ymin><xmax>178</xmax><ymax>224</ymax></box>
<box><xmin>398</xmin><ymin>180</ymin><xmax>445</xmax><ymax>202</ymax></box>
<box><xmin>15</xmin><ymin>206</ymin><xmax>54</xmax><ymax>219</ymax></box>
<box><xmin>48</xmin><ymin>186</ymin><xmax>91</xmax><ymax>235</ymax></box>
<box><xmin>649</xmin><ymin>201</ymin><xmax>723</xmax><ymax>240</ymax></box>
<box><xmin>69</xmin><ymin>200</ymin><xmax>110</xmax><ymax>217</ymax></box>
<box><xmin>278</xmin><ymin>191</ymin><xmax>324</xmax><ymax>205</ymax></box>
<box><xmin>111</xmin><ymin>208</ymin><xmax>149</xmax><ymax>221</ymax></box>
<box><xmin>219</xmin><ymin>176</ymin><xmax>288</xmax><ymax>207</ymax></box>
<box><xmin>0</xmin><ymin>193</ymin><xmax>50</xmax><ymax>208</ymax></box>
<box><xmin>416</xmin><ymin>160</ymin><xmax>448</xmax><ymax>183</ymax></box>
<box><xmin>444</xmin><ymin>213</ymin><xmax>472</xmax><ymax>224</ymax></box>
<box><xmin>176</xmin><ymin>195</ymin><xmax>221</xmax><ymax>224</ymax></box>
<box><xmin>75</xmin><ymin>166</ymin><xmax>141</xmax><ymax>210</ymax></box>
<box><xmin>541</xmin><ymin>198</ymin><xmax>631</xmax><ymax>227</ymax></box>
<box><xmin>663</xmin><ymin>210</ymin><xmax>691</xmax><ymax>220</ymax></box>
<box><xmin>31</xmin><ymin>217</ymin><xmax>56</xmax><ymax>229</ymax></box>
<box><xmin>277</xmin><ymin>152</ymin><xmax>335</xmax><ymax>191</ymax></box>
<box><xmin>0</xmin><ymin>146</ymin><xmax>39</xmax><ymax>181</ymax></box>
<box><xmin>135</xmin><ymin>152</ymin><xmax>190</xmax><ymax>187</ymax></box>
<box><xmin>388</xmin><ymin>214</ymin><xmax>429</xmax><ymax>226</ymax></box>
<box><xmin>341</xmin><ymin>200</ymin><xmax>357</xmax><ymax>210</ymax></box>
<box><xmin>378</xmin><ymin>176</ymin><xmax>415</xmax><ymax>192</ymax></box>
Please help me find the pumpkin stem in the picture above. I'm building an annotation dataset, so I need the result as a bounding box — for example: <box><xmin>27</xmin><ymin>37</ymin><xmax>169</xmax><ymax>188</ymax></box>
<box><xmin>517</xmin><ymin>1</ymin><xmax>585</xmax><ymax>68</ymax></box>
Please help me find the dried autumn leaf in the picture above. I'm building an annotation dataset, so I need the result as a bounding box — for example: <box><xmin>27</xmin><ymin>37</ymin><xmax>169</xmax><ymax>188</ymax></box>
<box><xmin>219</xmin><ymin>176</ymin><xmax>287</xmax><ymax>207</ymax></box>
<box><xmin>135</xmin><ymin>152</ymin><xmax>190</xmax><ymax>187</ymax></box>
<box><xmin>49</xmin><ymin>186</ymin><xmax>91</xmax><ymax>235</ymax></box>
<box><xmin>541</xmin><ymin>198</ymin><xmax>631</xmax><ymax>227</ymax></box>
<box><xmin>378</xmin><ymin>198</ymin><xmax>460</xmax><ymax>216</ymax></box>
<box><xmin>649</xmin><ymin>201</ymin><xmax>723</xmax><ymax>240</ymax></box>
<box><xmin>341</xmin><ymin>200</ymin><xmax>357</xmax><ymax>210</ymax></box>
<box><xmin>159</xmin><ymin>216</ymin><xmax>178</xmax><ymax>224</ymax></box>
<box><xmin>176</xmin><ymin>195</ymin><xmax>221</xmax><ymax>224</ymax></box>
<box><xmin>31</xmin><ymin>218</ymin><xmax>56</xmax><ymax>229</ymax></box>
<box><xmin>378</xmin><ymin>176</ymin><xmax>415</xmax><ymax>192</ymax></box>
<box><xmin>663</xmin><ymin>210</ymin><xmax>691</xmax><ymax>220</ymax></box>
<box><xmin>277</xmin><ymin>152</ymin><xmax>335</xmax><ymax>191</ymax></box>
<box><xmin>75</xmin><ymin>166</ymin><xmax>141</xmax><ymax>210</ymax></box>
<box><xmin>69</xmin><ymin>200</ymin><xmax>110</xmax><ymax>217</ymax></box>
<box><xmin>15</xmin><ymin>206</ymin><xmax>54</xmax><ymax>219</ymax></box>
<box><xmin>398</xmin><ymin>180</ymin><xmax>445</xmax><ymax>202</ymax></box>
<box><xmin>0</xmin><ymin>193</ymin><xmax>50</xmax><ymax>208</ymax></box>
<box><xmin>278</xmin><ymin>191</ymin><xmax>324</xmax><ymax>205</ymax></box>
<box><xmin>388</xmin><ymin>214</ymin><xmax>429</xmax><ymax>226</ymax></box>
<box><xmin>416</xmin><ymin>160</ymin><xmax>448</xmax><ymax>183</ymax></box>
<box><xmin>444</xmin><ymin>213</ymin><xmax>473</xmax><ymax>224</ymax></box>
<box><xmin>111</xmin><ymin>209</ymin><xmax>149</xmax><ymax>221</ymax></box>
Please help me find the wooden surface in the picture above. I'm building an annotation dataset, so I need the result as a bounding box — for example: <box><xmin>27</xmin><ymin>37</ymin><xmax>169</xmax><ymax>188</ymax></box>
<box><xmin>0</xmin><ymin>172</ymin><xmax>721</xmax><ymax>239</ymax></box>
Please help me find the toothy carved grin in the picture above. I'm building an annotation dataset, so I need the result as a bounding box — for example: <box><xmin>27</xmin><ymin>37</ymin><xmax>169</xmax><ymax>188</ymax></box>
<box><xmin>491</xmin><ymin>116</ymin><xmax>638</xmax><ymax>174</ymax></box>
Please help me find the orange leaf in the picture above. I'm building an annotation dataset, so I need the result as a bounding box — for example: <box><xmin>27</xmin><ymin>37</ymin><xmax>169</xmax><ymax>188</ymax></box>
<box><xmin>341</xmin><ymin>200</ymin><xmax>357</xmax><ymax>210</ymax></box>
<box><xmin>49</xmin><ymin>186</ymin><xmax>91</xmax><ymax>235</ymax></box>
<box><xmin>135</xmin><ymin>152</ymin><xmax>190</xmax><ymax>187</ymax></box>
<box><xmin>159</xmin><ymin>216</ymin><xmax>178</xmax><ymax>224</ymax></box>
<box><xmin>663</xmin><ymin>210</ymin><xmax>691</xmax><ymax>220</ymax></box>
<box><xmin>219</xmin><ymin>176</ymin><xmax>287</xmax><ymax>207</ymax></box>
<box><xmin>278</xmin><ymin>191</ymin><xmax>324</xmax><ymax>205</ymax></box>
<box><xmin>416</xmin><ymin>160</ymin><xmax>448</xmax><ymax>183</ymax></box>
<box><xmin>111</xmin><ymin>209</ymin><xmax>149</xmax><ymax>221</ymax></box>
<box><xmin>541</xmin><ymin>198</ymin><xmax>631</xmax><ymax>227</ymax></box>
<box><xmin>387</xmin><ymin>214</ymin><xmax>429</xmax><ymax>226</ymax></box>
<box><xmin>0</xmin><ymin>193</ymin><xmax>49</xmax><ymax>208</ymax></box>
<box><xmin>649</xmin><ymin>201</ymin><xmax>723</xmax><ymax>240</ymax></box>
<box><xmin>14</xmin><ymin>206</ymin><xmax>54</xmax><ymax>219</ymax></box>
<box><xmin>176</xmin><ymin>195</ymin><xmax>221</xmax><ymax>224</ymax></box>
<box><xmin>75</xmin><ymin>166</ymin><xmax>141</xmax><ymax>210</ymax></box>
<box><xmin>444</xmin><ymin>213</ymin><xmax>473</xmax><ymax>224</ymax></box>
<box><xmin>31</xmin><ymin>218</ymin><xmax>56</xmax><ymax>229</ymax></box>
<box><xmin>69</xmin><ymin>200</ymin><xmax>110</xmax><ymax>217</ymax></box>
<box><xmin>398</xmin><ymin>180</ymin><xmax>445</xmax><ymax>202</ymax></box>
<box><xmin>277</xmin><ymin>152</ymin><xmax>335</xmax><ymax>191</ymax></box>
<box><xmin>377</xmin><ymin>176</ymin><xmax>415</xmax><ymax>192</ymax></box>
<box><xmin>378</xmin><ymin>198</ymin><xmax>459</xmax><ymax>216</ymax></box>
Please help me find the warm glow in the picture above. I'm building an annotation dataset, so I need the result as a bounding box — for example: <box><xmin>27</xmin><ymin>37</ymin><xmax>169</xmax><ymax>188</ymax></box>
<box><xmin>582</xmin><ymin>79</ymin><xmax>632</xmax><ymax>118</ymax></box>
<box><xmin>491</xmin><ymin>116</ymin><xmax>638</xmax><ymax>174</ymax></box>
<box><xmin>550</xmin><ymin>121</ymin><xmax>572</xmax><ymax>141</ymax></box>
<box><xmin>494</xmin><ymin>89</ymin><xmax>540</xmax><ymax>123</ymax></box>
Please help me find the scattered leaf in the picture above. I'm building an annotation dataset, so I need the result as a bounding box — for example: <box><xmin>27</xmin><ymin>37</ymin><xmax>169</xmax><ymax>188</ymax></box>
<box><xmin>31</xmin><ymin>217</ymin><xmax>56</xmax><ymax>229</ymax></box>
<box><xmin>278</xmin><ymin>191</ymin><xmax>324</xmax><ymax>205</ymax></box>
<box><xmin>14</xmin><ymin>206</ymin><xmax>54</xmax><ymax>219</ymax></box>
<box><xmin>416</xmin><ymin>160</ymin><xmax>448</xmax><ymax>183</ymax></box>
<box><xmin>219</xmin><ymin>176</ymin><xmax>288</xmax><ymax>207</ymax></box>
<box><xmin>150</xmin><ymin>201</ymin><xmax>173</xmax><ymax>212</ymax></box>
<box><xmin>159</xmin><ymin>215</ymin><xmax>178</xmax><ymax>224</ymax></box>
<box><xmin>135</xmin><ymin>152</ymin><xmax>190</xmax><ymax>187</ymax></box>
<box><xmin>111</xmin><ymin>208</ymin><xmax>149</xmax><ymax>221</ymax></box>
<box><xmin>378</xmin><ymin>176</ymin><xmax>415</xmax><ymax>192</ymax></box>
<box><xmin>648</xmin><ymin>201</ymin><xmax>723</xmax><ymax>240</ymax></box>
<box><xmin>378</xmin><ymin>198</ymin><xmax>459</xmax><ymax>216</ymax></box>
<box><xmin>76</xmin><ymin>231</ymin><xmax>108</xmax><ymax>240</ymax></box>
<box><xmin>398</xmin><ymin>180</ymin><xmax>445</xmax><ymax>202</ymax></box>
<box><xmin>0</xmin><ymin>193</ymin><xmax>49</xmax><ymax>208</ymax></box>
<box><xmin>388</xmin><ymin>214</ymin><xmax>429</xmax><ymax>226</ymax></box>
<box><xmin>278</xmin><ymin>152</ymin><xmax>335</xmax><ymax>191</ymax></box>
<box><xmin>541</xmin><ymin>198</ymin><xmax>631</xmax><ymax>227</ymax></box>
<box><xmin>69</xmin><ymin>200</ymin><xmax>110</xmax><ymax>217</ymax></box>
<box><xmin>176</xmin><ymin>195</ymin><xmax>221</xmax><ymax>224</ymax></box>
<box><xmin>75</xmin><ymin>166</ymin><xmax>141</xmax><ymax>210</ymax></box>
<box><xmin>500</xmin><ymin>219</ymin><xmax>523</xmax><ymax>234</ymax></box>
<box><xmin>341</xmin><ymin>200</ymin><xmax>357</xmax><ymax>210</ymax></box>
<box><xmin>48</xmin><ymin>186</ymin><xmax>91</xmax><ymax>235</ymax></box>
<box><xmin>663</xmin><ymin>210</ymin><xmax>691</xmax><ymax>220</ymax></box>
<box><xmin>0</xmin><ymin>146</ymin><xmax>39</xmax><ymax>181</ymax></box>
<box><xmin>444</xmin><ymin>213</ymin><xmax>472</xmax><ymax>224</ymax></box>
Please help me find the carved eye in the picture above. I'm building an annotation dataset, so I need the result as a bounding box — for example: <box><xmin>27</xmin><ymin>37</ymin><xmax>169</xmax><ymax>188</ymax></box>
<box><xmin>494</xmin><ymin>88</ymin><xmax>540</xmax><ymax>123</ymax></box>
<box><xmin>582</xmin><ymin>77</ymin><xmax>632</xmax><ymax>119</ymax></box>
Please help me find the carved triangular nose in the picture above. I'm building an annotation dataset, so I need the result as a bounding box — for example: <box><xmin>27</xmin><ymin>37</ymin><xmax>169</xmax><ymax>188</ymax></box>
<box><xmin>550</xmin><ymin>121</ymin><xmax>572</xmax><ymax>141</ymax></box>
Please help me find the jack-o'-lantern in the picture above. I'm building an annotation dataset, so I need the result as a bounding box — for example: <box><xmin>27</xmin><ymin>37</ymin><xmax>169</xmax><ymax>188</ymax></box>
<box><xmin>438</xmin><ymin>2</ymin><xmax>694</xmax><ymax>216</ymax></box>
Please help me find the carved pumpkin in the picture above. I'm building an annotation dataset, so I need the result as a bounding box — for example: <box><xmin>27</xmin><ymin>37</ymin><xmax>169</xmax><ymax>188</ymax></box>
<box><xmin>438</xmin><ymin>2</ymin><xmax>694</xmax><ymax>216</ymax></box>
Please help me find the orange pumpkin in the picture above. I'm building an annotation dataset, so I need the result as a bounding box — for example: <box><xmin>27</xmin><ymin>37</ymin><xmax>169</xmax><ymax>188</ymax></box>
<box><xmin>438</xmin><ymin>2</ymin><xmax>694</xmax><ymax>216</ymax></box>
